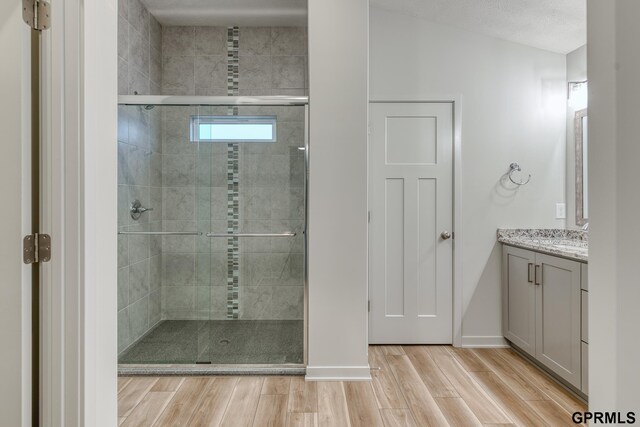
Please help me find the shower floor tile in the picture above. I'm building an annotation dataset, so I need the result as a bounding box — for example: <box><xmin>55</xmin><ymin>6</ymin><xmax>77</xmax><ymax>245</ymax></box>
<box><xmin>118</xmin><ymin>320</ymin><xmax>303</xmax><ymax>365</ymax></box>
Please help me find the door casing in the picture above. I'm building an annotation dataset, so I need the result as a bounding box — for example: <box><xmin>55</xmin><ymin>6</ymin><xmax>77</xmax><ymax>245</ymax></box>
<box><xmin>40</xmin><ymin>0</ymin><xmax>119</xmax><ymax>425</ymax></box>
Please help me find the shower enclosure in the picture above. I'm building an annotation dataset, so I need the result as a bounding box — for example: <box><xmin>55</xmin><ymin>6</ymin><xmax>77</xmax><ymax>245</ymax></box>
<box><xmin>117</xmin><ymin>95</ymin><xmax>308</xmax><ymax>373</ymax></box>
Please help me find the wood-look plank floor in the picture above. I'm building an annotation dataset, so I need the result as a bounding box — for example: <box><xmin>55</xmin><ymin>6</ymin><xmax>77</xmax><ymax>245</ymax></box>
<box><xmin>118</xmin><ymin>346</ymin><xmax>587</xmax><ymax>427</ymax></box>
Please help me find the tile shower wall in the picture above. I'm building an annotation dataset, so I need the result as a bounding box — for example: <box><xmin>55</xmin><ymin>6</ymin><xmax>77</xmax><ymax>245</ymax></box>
<box><xmin>118</xmin><ymin>0</ymin><xmax>162</xmax><ymax>96</ymax></box>
<box><xmin>160</xmin><ymin>26</ymin><xmax>307</xmax><ymax>321</ymax></box>
<box><xmin>161</xmin><ymin>27</ymin><xmax>308</xmax><ymax>96</ymax></box>
<box><xmin>117</xmin><ymin>0</ymin><xmax>163</xmax><ymax>354</ymax></box>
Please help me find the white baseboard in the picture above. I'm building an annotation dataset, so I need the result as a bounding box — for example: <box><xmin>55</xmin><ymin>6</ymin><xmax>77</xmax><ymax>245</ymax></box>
<box><xmin>305</xmin><ymin>365</ymin><xmax>372</xmax><ymax>381</ymax></box>
<box><xmin>460</xmin><ymin>336</ymin><xmax>509</xmax><ymax>348</ymax></box>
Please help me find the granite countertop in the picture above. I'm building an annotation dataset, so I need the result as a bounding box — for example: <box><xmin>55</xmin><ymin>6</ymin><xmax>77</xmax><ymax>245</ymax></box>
<box><xmin>497</xmin><ymin>229</ymin><xmax>588</xmax><ymax>262</ymax></box>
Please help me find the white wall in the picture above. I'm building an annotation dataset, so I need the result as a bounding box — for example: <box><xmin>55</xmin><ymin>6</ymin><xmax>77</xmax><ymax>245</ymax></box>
<box><xmin>587</xmin><ymin>0</ymin><xmax>640</xmax><ymax>412</ymax></box>
<box><xmin>0</xmin><ymin>2</ymin><xmax>32</xmax><ymax>425</ymax></box>
<box><xmin>84</xmin><ymin>0</ymin><xmax>119</xmax><ymax>423</ymax></box>
<box><xmin>307</xmin><ymin>0</ymin><xmax>370</xmax><ymax>379</ymax></box>
<box><xmin>566</xmin><ymin>45</ymin><xmax>587</xmax><ymax>229</ymax></box>
<box><xmin>370</xmin><ymin>7</ymin><xmax>567</xmax><ymax>344</ymax></box>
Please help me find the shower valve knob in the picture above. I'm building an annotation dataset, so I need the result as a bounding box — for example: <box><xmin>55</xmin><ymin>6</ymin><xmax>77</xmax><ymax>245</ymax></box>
<box><xmin>130</xmin><ymin>199</ymin><xmax>153</xmax><ymax>220</ymax></box>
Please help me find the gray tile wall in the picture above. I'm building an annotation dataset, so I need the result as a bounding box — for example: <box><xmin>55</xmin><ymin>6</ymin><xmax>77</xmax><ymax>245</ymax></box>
<box><xmin>117</xmin><ymin>0</ymin><xmax>163</xmax><ymax>355</ymax></box>
<box><xmin>118</xmin><ymin>0</ymin><xmax>162</xmax><ymax>96</ymax></box>
<box><xmin>161</xmin><ymin>26</ymin><xmax>308</xmax><ymax>96</ymax></box>
<box><xmin>160</xmin><ymin>26</ymin><xmax>307</xmax><ymax>321</ymax></box>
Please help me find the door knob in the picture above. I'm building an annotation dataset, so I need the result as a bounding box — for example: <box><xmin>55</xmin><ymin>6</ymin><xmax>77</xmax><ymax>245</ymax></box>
<box><xmin>441</xmin><ymin>231</ymin><xmax>452</xmax><ymax>240</ymax></box>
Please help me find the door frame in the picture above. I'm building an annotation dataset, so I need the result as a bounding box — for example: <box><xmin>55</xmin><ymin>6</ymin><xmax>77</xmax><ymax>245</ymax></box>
<box><xmin>368</xmin><ymin>98</ymin><xmax>463</xmax><ymax>347</ymax></box>
<box><xmin>40</xmin><ymin>0</ymin><xmax>118</xmax><ymax>425</ymax></box>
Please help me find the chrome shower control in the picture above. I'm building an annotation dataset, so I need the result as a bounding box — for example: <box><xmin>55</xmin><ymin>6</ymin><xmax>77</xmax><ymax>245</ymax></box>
<box><xmin>130</xmin><ymin>199</ymin><xmax>153</xmax><ymax>220</ymax></box>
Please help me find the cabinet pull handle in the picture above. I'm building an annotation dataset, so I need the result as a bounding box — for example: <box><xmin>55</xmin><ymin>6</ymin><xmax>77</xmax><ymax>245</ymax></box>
<box><xmin>535</xmin><ymin>264</ymin><xmax>541</xmax><ymax>285</ymax></box>
<box><xmin>527</xmin><ymin>263</ymin><xmax>533</xmax><ymax>283</ymax></box>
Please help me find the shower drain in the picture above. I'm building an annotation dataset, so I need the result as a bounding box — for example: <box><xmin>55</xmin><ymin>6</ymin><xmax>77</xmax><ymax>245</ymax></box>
<box><xmin>219</xmin><ymin>339</ymin><xmax>230</xmax><ymax>345</ymax></box>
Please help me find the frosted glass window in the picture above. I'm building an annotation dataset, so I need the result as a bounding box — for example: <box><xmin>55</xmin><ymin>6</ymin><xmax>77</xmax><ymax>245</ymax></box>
<box><xmin>191</xmin><ymin>116</ymin><xmax>277</xmax><ymax>142</ymax></box>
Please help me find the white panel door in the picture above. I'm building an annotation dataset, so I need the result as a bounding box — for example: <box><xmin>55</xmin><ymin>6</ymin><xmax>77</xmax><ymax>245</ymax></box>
<box><xmin>369</xmin><ymin>102</ymin><xmax>453</xmax><ymax>344</ymax></box>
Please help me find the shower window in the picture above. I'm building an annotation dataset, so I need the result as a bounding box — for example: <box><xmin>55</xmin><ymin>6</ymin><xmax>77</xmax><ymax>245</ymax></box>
<box><xmin>191</xmin><ymin>115</ymin><xmax>277</xmax><ymax>142</ymax></box>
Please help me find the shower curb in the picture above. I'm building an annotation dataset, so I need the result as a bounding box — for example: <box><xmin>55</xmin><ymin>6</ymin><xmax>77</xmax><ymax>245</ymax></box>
<box><xmin>118</xmin><ymin>365</ymin><xmax>306</xmax><ymax>376</ymax></box>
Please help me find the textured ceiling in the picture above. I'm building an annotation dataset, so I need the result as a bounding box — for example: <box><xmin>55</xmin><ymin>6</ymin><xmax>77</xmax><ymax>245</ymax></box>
<box><xmin>370</xmin><ymin>0</ymin><xmax>586</xmax><ymax>54</ymax></box>
<box><xmin>143</xmin><ymin>0</ymin><xmax>307</xmax><ymax>27</ymax></box>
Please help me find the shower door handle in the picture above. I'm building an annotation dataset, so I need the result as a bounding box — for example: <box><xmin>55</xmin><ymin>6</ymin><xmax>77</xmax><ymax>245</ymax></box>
<box><xmin>206</xmin><ymin>232</ymin><xmax>296</xmax><ymax>237</ymax></box>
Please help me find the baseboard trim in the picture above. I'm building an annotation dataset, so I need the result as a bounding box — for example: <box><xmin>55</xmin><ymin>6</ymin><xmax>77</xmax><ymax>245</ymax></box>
<box><xmin>305</xmin><ymin>365</ymin><xmax>372</xmax><ymax>381</ymax></box>
<box><xmin>460</xmin><ymin>336</ymin><xmax>509</xmax><ymax>348</ymax></box>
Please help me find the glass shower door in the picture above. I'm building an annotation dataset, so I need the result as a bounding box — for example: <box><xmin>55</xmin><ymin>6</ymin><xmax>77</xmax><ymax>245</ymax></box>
<box><xmin>117</xmin><ymin>104</ymin><xmax>212</xmax><ymax>364</ymax></box>
<box><xmin>197</xmin><ymin>104</ymin><xmax>306</xmax><ymax>365</ymax></box>
<box><xmin>117</xmin><ymin>101</ymin><xmax>306</xmax><ymax>367</ymax></box>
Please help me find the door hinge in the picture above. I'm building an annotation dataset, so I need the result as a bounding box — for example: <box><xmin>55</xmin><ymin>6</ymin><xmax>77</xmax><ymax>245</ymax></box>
<box><xmin>368</xmin><ymin>211</ymin><xmax>371</xmax><ymax>223</ymax></box>
<box><xmin>23</xmin><ymin>0</ymin><xmax>51</xmax><ymax>31</ymax></box>
<box><xmin>23</xmin><ymin>233</ymin><xmax>51</xmax><ymax>264</ymax></box>
<box><xmin>368</xmin><ymin>300</ymin><xmax>371</xmax><ymax>312</ymax></box>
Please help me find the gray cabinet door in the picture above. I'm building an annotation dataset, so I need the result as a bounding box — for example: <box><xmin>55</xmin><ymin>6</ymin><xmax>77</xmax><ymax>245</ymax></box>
<box><xmin>502</xmin><ymin>246</ymin><xmax>537</xmax><ymax>357</ymax></box>
<box><xmin>535</xmin><ymin>253</ymin><xmax>582</xmax><ymax>389</ymax></box>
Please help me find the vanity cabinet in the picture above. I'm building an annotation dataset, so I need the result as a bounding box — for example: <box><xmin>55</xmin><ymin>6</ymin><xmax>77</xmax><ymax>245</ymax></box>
<box><xmin>502</xmin><ymin>245</ymin><xmax>584</xmax><ymax>391</ymax></box>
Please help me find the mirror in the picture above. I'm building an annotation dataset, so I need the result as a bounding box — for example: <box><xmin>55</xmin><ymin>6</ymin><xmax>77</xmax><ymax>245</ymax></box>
<box><xmin>575</xmin><ymin>109</ymin><xmax>588</xmax><ymax>226</ymax></box>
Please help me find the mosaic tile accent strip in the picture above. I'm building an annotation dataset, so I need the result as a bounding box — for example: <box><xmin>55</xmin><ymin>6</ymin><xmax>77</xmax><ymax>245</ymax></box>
<box><xmin>226</xmin><ymin>26</ymin><xmax>240</xmax><ymax>319</ymax></box>
<box><xmin>497</xmin><ymin>229</ymin><xmax>588</xmax><ymax>262</ymax></box>
<box><xmin>227</xmin><ymin>26</ymin><xmax>239</xmax><ymax>99</ymax></box>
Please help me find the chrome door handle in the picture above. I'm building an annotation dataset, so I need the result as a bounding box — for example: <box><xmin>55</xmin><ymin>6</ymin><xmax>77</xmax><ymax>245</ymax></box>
<box><xmin>440</xmin><ymin>231</ymin><xmax>452</xmax><ymax>240</ymax></box>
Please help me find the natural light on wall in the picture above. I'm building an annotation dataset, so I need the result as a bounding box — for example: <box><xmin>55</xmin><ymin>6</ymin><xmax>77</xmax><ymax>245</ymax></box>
<box><xmin>541</xmin><ymin>79</ymin><xmax>566</xmax><ymax>120</ymax></box>
<box><xmin>190</xmin><ymin>116</ymin><xmax>277</xmax><ymax>142</ymax></box>
<box><xmin>568</xmin><ymin>81</ymin><xmax>588</xmax><ymax>110</ymax></box>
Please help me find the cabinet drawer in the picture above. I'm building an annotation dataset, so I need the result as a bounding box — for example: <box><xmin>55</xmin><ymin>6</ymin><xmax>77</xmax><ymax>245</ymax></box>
<box><xmin>581</xmin><ymin>291</ymin><xmax>588</xmax><ymax>343</ymax></box>
<box><xmin>581</xmin><ymin>341</ymin><xmax>588</xmax><ymax>395</ymax></box>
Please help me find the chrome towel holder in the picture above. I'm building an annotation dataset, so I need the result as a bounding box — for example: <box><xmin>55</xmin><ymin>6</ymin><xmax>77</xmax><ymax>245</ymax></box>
<box><xmin>508</xmin><ymin>163</ymin><xmax>531</xmax><ymax>186</ymax></box>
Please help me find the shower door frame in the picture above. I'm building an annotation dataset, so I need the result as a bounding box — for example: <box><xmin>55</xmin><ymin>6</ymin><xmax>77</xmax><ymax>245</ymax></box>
<box><xmin>116</xmin><ymin>95</ymin><xmax>309</xmax><ymax>375</ymax></box>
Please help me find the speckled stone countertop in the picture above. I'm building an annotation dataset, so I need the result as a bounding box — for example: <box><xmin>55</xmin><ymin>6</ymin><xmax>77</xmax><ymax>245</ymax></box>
<box><xmin>497</xmin><ymin>229</ymin><xmax>588</xmax><ymax>262</ymax></box>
